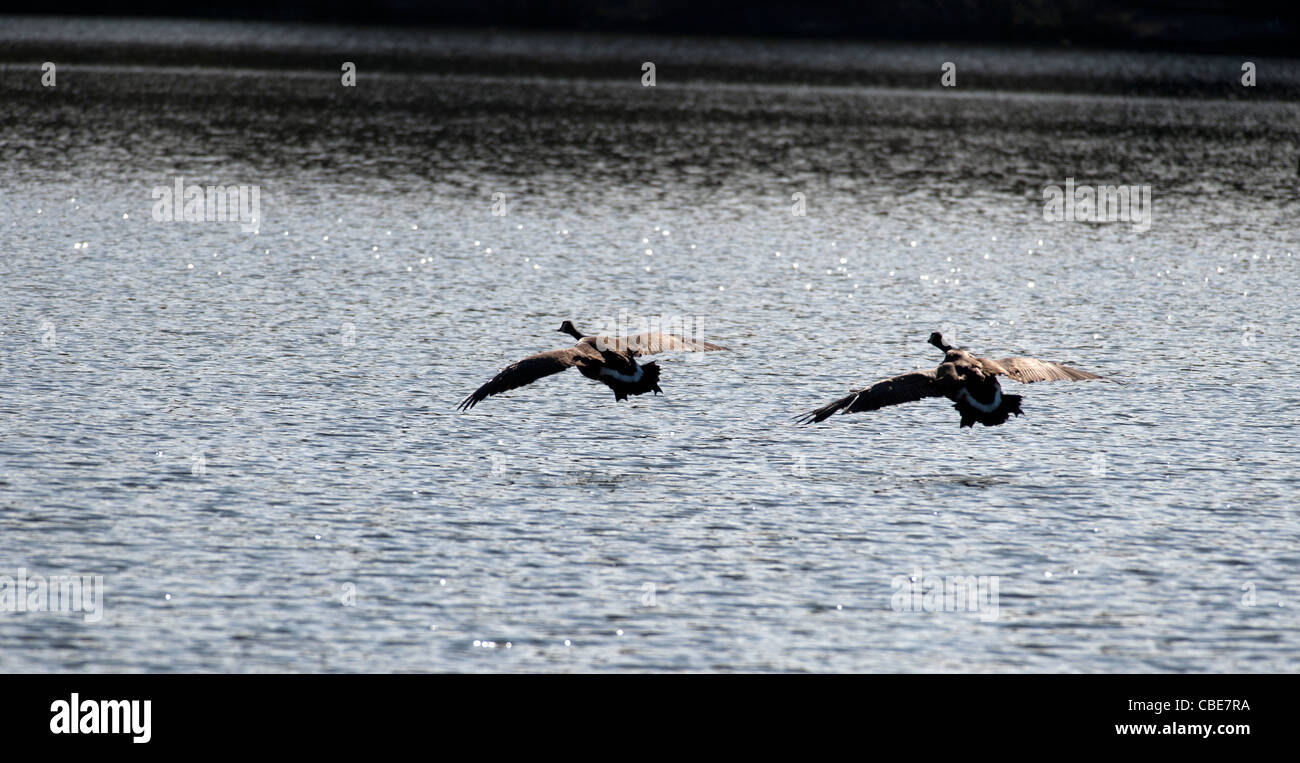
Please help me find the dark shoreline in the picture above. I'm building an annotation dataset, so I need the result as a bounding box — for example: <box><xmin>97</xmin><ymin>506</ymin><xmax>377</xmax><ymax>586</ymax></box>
<box><xmin>23</xmin><ymin>0</ymin><xmax>1300</xmax><ymax>56</ymax></box>
<box><xmin>2</xmin><ymin>17</ymin><xmax>1299</xmax><ymax>100</ymax></box>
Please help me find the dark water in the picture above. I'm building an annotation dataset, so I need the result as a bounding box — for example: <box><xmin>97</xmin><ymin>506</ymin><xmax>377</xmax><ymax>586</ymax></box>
<box><xmin>2</xmin><ymin>18</ymin><xmax>1299</xmax><ymax>672</ymax></box>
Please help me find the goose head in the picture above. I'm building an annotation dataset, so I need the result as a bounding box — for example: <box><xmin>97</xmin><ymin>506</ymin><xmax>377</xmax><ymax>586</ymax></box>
<box><xmin>928</xmin><ymin>332</ymin><xmax>953</xmax><ymax>352</ymax></box>
<box><xmin>557</xmin><ymin>320</ymin><xmax>584</xmax><ymax>340</ymax></box>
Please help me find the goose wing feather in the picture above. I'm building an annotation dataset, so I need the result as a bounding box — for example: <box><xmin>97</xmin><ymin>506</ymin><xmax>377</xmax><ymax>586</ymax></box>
<box><xmin>796</xmin><ymin>370</ymin><xmax>941</xmax><ymax>424</ymax></box>
<box><xmin>457</xmin><ymin>348</ymin><xmax>584</xmax><ymax>411</ymax></box>
<box><xmin>991</xmin><ymin>356</ymin><xmax>1106</xmax><ymax>384</ymax></box>
<box><xmin>596</xmin><ymin>333</ymin><xmax>728</xmax><ymax>355</ymax></box>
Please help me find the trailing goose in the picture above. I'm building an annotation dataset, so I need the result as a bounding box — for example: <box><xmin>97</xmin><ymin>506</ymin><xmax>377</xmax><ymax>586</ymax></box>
<box><xmin>457</xmin><ymin>320</ymin><xmax>728</xmax><ymax>411</ymax></box>
<box><xmin>796</xmin><ymin>332</ymin><xmax>1113</xmax><ymax>428</ymax></box>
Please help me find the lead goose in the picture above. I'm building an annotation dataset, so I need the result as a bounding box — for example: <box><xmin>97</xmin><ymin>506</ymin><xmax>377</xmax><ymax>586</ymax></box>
<box><xmin>797</xmin><ymin>332</ymin><xmax>1113</xmax><ymax>428</ymax></box>
<box><xmin>457</xmin><ymin>320</ymin><xmax>728</xmax><ymax>411</ymax></box>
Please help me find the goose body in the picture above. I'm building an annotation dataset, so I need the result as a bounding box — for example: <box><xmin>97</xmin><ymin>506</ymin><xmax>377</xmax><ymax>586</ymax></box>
<box><xmin>457</xmin><ymin>320</ymin><xmax>728</xmax><ymax>411</ymax></box>
<box><xmin>797</xmin><ymin>332</ymin><xmax>1112</xmax><ymax>428</ymax></box>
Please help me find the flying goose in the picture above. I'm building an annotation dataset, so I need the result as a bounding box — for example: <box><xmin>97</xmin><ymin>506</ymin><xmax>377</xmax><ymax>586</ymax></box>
<box><xmin>797</xmin><ymin>332</ymin><xmax>1112</xmax><ymax>428</ymax></box>
<box><xmin>457</xmin><ymin>320</ymin><xmax>728</xmax><ymax>411</ymax></box>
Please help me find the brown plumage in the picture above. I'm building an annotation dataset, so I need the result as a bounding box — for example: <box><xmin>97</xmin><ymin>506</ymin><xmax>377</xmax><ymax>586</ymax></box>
<box><xmin>457</xmin><ymin>320</ymin><xmax>728</xmax><ymax>411</ymax></box>
<box><xmin>796</xmin><ymin>332</ymin><xmax>1113</xmax><ymax>428</ymax></box>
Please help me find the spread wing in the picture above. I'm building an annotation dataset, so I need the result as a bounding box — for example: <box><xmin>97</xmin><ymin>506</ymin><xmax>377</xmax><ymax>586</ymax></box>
<box><xmin>457</xmin><ymin>348</ymin><xmax>584</xmax><ymax>411</ymax></box>
<box><xmin>796</xmin><ymin>371</ymin><xmax>941</xmax><ymax>424</ymax></box>
<box><xmin>594</xmin><ymin>333</ymin><xmax>728</xmax><ymax>355</ymax></box>
<box><xmin>989</xmin><ymin>357</ymin><xmax>1106</xmax><ymax>384</ymax></box>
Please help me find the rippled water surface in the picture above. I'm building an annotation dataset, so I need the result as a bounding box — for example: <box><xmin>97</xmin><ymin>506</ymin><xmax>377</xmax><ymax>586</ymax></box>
<box><xmin>2</xmin><ymin>19</ymin><xmax>1299</xmax><ymax>672</ymax></box>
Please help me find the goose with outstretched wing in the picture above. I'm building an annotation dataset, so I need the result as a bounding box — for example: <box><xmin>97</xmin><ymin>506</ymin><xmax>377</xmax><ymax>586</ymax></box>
<box><xmin>458</xmin><ymin>320</ymin><xmax>728</xmax><ymax>411</ymax></box>
<box><xmin>797</xmin><ymin>332</ymin><xmax>1113</xmax><ymax>428</ymax></box>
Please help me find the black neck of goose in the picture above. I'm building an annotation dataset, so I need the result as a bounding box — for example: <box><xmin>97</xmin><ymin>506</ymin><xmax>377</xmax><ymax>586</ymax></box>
<box><xmin>929</xmin><ymin>334</ymin><xmax>952</xmax><ymax>352</ymax></box>
<box><xmin>560</xmin><ymin>323</ymin><xmax>585</xmax><ymax>340</ymax></box>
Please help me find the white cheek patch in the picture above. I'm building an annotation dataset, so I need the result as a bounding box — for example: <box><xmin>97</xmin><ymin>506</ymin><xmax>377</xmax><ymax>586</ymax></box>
<box><xmin>956</xmin><ymin>386</ymin><xmax>1002</xmax><ymax>412</ymax></box>
<box><xmin>599</xmin><ymin>365</ymin><xmax>644</xmax><ymax>383</ymax></box>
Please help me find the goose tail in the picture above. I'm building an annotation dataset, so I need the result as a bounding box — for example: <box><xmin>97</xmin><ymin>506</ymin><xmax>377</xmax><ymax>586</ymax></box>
<box><xmin>643</xmin><ymin>361</ymin><xmax>663</xmax><ymax>395</ymax></box>
<box><xmin>611</xmin><ymin>361</ymin><xmax>662</xmax><ymax>401</ymax></box>
<box><xmin>955</xmin><ymin>394</ymin><xmax>1023</xmax><ymax>427</ymax></box>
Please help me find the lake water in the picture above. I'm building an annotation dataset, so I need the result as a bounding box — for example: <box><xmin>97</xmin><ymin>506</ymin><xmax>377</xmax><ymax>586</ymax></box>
<box><xmin>1</xmin><ymin>18</ymin><xmax>1298</xmax><ymax>672</ymax></box>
